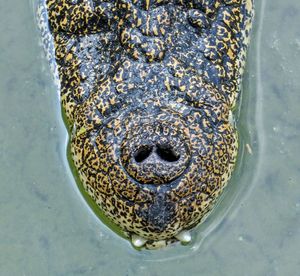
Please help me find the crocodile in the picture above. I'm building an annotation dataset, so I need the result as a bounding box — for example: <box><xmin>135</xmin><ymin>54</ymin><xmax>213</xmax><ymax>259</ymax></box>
<box><xmin>38</xmin><ymin>0</ymin><xmax>254</xmax><ymax>249</ymax></box>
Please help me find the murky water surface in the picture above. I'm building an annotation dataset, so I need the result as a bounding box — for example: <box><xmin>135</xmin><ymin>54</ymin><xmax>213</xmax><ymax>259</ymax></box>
<box><xmin>0</xmin><ymin>0</ymin><xmax>300</xmax><ymax>275</ymax></box>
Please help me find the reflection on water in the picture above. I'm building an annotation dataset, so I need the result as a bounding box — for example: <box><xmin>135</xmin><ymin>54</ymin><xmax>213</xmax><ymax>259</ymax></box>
<box><xmin>0</xmin><ymin>0</ymin><xmax>300</xmax><ymax>275</ymax></box>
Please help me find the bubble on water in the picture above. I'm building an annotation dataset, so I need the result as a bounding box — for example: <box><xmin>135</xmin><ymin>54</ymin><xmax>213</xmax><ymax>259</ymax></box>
<box><xmin>272</xmin><ymin>126</ymin><xmax>279</xmax><ymax>132</ymax></box>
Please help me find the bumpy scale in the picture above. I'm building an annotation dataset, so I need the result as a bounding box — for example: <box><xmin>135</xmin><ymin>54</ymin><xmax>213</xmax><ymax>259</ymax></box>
<box><xmin>38</xmin><ymin>0</ymin><xmax>254</xmax><ymax>249</ymax></box>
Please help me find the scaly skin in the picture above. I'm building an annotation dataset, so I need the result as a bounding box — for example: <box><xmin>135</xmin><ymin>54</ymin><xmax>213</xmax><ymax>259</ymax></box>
<box><xmin>38</xmin><ymin>0</ymin><xmax>254</xmax><ymax>249</ymax></box>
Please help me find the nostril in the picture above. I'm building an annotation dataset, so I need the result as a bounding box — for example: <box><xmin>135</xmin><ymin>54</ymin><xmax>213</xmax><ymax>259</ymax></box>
<box><xmin>122</xmin><ymin>121</ymin><xmax>191</xmax><ymax>185</ymax></box>
<box><xmin>134</xmin><ymin>146</ymin><xmax>153</xmax><ymax>163</ymax></box>
<box><xmin>156</xmin><ymin>144</ymin><xmax>180</xmax><ymax>162</ymax></box>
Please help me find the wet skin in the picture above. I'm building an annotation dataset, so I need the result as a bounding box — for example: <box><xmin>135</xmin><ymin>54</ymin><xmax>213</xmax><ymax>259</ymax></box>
<box><xmin>38</xmin><ymin>0</ymin><xmax>254</xmax><ymax>248</ymax></box>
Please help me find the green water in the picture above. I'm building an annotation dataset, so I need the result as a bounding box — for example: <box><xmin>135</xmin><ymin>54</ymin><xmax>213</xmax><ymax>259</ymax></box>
<box><xmin>1</xmin><ymin>0</ymin><xmax>300</xmax><ymax>275</ymax></box>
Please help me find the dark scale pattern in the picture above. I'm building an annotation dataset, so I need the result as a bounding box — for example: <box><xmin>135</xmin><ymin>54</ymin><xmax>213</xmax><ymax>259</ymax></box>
<box><xmin>38</xmin><ymin>0</ymin><xmax>254</xmax><ymax>248</ymax></box>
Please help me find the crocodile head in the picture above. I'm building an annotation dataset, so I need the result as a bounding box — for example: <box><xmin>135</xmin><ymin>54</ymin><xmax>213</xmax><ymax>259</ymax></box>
<box><xmin>39</xmin><ymin>0</ymin><xmax>253</xmax><ymax>248</ymax></box>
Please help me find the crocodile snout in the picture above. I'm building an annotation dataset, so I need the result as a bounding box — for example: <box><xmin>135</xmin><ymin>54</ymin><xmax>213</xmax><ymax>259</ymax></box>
<box><xmin>121</xmin><ymin>120</ymin><xmax>191</xmax><ymax>185</ymax></box>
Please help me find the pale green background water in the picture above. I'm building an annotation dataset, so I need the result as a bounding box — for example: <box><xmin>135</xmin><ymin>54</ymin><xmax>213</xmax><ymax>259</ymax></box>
<box><xmin>0</xmin><ymin>0</ymin><xmax>300</xmax><ymax>275</ymax></box>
